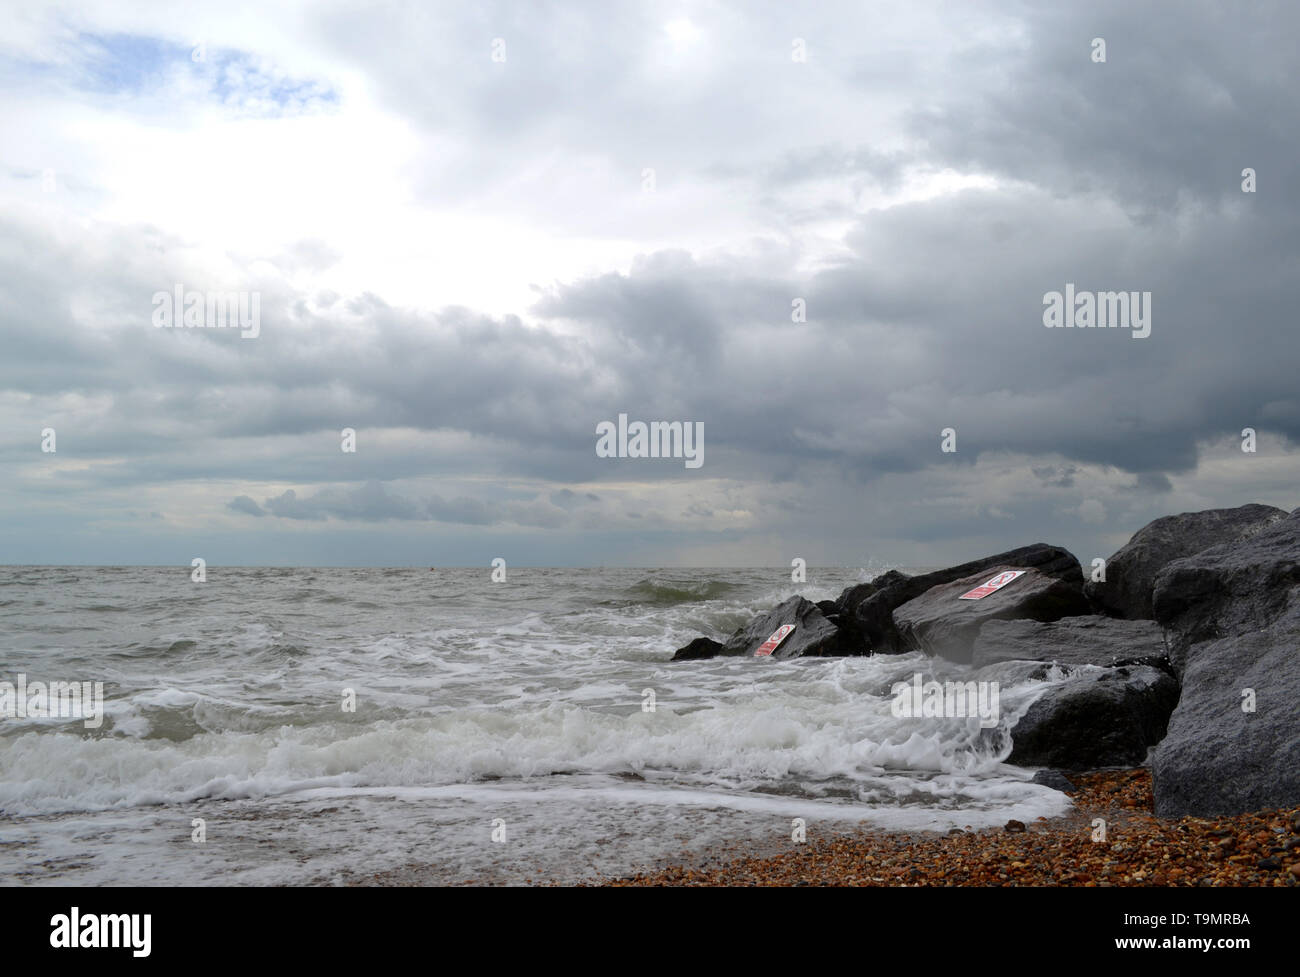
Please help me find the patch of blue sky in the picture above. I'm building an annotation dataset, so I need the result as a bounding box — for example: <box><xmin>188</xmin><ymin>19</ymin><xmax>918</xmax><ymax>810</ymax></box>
<box><xmin>63</xmin><ymin>32</ymin><xmax>337</xmax><ymax>115</ymax></box>
<box><xmin>210</xmin><ymin>51</ymin><xmax>338</xmax><ymax>115</ymax></box>
<box><xmin>76</xmin><ymin>32</ymin><xmax>191</xmax><ymax>94</ymax></box>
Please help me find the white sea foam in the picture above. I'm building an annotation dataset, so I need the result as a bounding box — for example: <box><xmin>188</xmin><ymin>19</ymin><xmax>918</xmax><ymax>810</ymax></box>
<box><xmin>0</xmin><ymin>654</ymin><xmax>1062</xmax><ymax>817</ymax></box>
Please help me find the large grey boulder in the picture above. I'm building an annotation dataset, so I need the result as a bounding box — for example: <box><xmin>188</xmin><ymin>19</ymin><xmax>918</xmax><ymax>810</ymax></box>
<box><xmin>1147</xmin><ymin>507</ymin><xmax>1300</xmax><ymax>816</ymax></box>
<box><xmin>1152</xmin><ymin>601</ymin><xmax>1300</xmax><ymax>816</ymax></box>
<box><xmin>1153</xmin><ymin>506</ymin><xmax>1300</xmax><ymax>666</ymax></box>
<box><xmin>973</xmin><ymin>616</ymin><xmax>1169</xmax><ymax>670</ymax></box>
<box><xmin>1008</xmin><ymin>665</ymin><xmax>1179</xmax><ymax>770</ymax></box>
<box><xmin>670</xmin><ymin>596</ymin><xmax>859</xmax><ymax>661</ymax></box>
<box><xmin>835</xmin><ymin>543</ymin><xmax>1084</xmax><ymax>654</ymax></box>
<box><xmin>1086</xmin><ymin>503</ymin><xmax>1287</xmax><ymax>620</ymax></box>
<box><xmin>891</xmin><ymin>566</ymin><xmax>1090</xmax><ymax>663</ymax></box>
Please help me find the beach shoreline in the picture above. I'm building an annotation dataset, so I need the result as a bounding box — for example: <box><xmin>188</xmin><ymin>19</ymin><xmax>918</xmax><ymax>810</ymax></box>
<box><xmin>594</xmin><ymin>770</ymin><xmax>1300</xmax><ymax>887</ymax></box>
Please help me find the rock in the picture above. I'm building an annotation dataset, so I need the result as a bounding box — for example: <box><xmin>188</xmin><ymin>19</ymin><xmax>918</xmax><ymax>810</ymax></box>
<box><xmin>1007</xmin><ymin>665</ymin><xmax>1179</xmax><ymax>771</ymax></box>
<box><xmin>1088</xmin><ymin>503</ymin><xmax>1288</xmax><ymax>620</ymax></box>
<box><xmin>722</xmin><ymin>596</ymin><xmax>863</xmax><ymax>659</ymax></box>
<box><xmin>1153</xmin><ymin>507</ymin><xmax>1300</xmax><ymax>665</ymax></box>
<box><xmin>673</xmin><ymin>595</ymin><xmax>861</xmax><ymax>661</ymax></box>
<box><xmin>835</xmin><ymin>544</ymin><xmax>1085</xmax><ymax>654</ymax></box>
<box><xmin>1257</xmin><ymin>856</ymin><xmax>1282</xmax><ymax>871</ymax></box>
<box><xmin>973</xmin><ymin>616</ymin><xmax>1170</xmax><ymax>672</ymax></box>
<box><xmin>816</xmin><ymin>599</ymin><xmax>866</xmax><ymax>648</ymax></box>
<box><xmin>1004</xmin><ymin>820</ymin><xmax>1026</xmax><ymax>833</ymax></box>
<box><xmin>1029</xmin><ymin>769</ymin><xmax>1077</xmax><ymax>793</ymax></box>
<box><xmin>892</xmin><ymin>567</ymin><xmax>1090</xmax><ymax>663</ymax></box>
<box><xmin>1151</xmin><ymin>600</ymin><xmax>1300</xmax><ymax>817</ymax></box>
<box><xmin>1148</xmin><ymin>506</ymin><xmax>1300</xmax><ymax>816</ymax></box>
<box><xmin>669</xmin><ymin>636</ymin><xmax>724</xmax><ymax>661</ymax></box>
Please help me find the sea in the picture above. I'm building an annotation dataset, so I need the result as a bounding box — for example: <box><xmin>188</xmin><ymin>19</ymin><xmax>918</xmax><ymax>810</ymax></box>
<box><xmin>0</xmin><ymin>565</ymin><xmax>1074</xmax><ymax>885</ymax></box>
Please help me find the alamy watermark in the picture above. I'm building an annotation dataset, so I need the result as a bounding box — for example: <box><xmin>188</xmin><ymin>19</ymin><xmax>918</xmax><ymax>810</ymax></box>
<box><xmin>890</xmin><ymin>673</ymin><xmax>1000</xmax><ymax>728</ymax></box>
<box><xmin>1043</xmin><ymin>283</ymin><xmax>1150</xmax><ymax>338</ymax></box>
<box><xmin>1</xmin><ymin>674</ymin><xmax>104</xmax><ymax>729</ymax></box>
<box><xmin>152</xmin><ymin>284</ymin><xmax>261</xmax><ymax>338</ymax></box>
<box><xmin>50</xmin><ymin>908</ymin><xmax>150</xmax><ymax>957</ymax></box>
<box><xmin>595</xmin><ymin>413</ymin><xmax>703</xmax><ymax>469</ymax></box>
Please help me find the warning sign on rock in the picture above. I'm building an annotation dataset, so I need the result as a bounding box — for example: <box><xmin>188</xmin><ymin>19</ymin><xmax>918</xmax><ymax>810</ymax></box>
<box><xmin>958</xmin><ymin>569</ymin><xmax>1026</xmax><ymax>600</ymax></box>
<box><xmin>754</xmin><ymin>624</ymin><xmax>796</xmax><ymax>656</ymax></box>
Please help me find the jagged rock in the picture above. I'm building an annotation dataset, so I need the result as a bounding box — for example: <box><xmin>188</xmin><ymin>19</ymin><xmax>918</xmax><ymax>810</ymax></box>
<box><xmin>815</xmin><ymin>598</ymin><xmax>865</xmax><ymax>649</ymax></box>
<box><xmin>1148</xmin><ymin>509</ymin><xmax>1300</xmax><ymax>816</ymax></box>
<box><xmin>1151</xmin><ymin>602</ymin><xmax>1300</xmax><ymax>816</ymax></box>
<box><xmin>669</xmin><ymin>636</ymin><xmax>724</xmax><ymax>661</ymax></box>
<box><xmin>670</xmin><ymin>595</ymin><xmax>860</xmax><ymax>661</ymax></box>
<box><xmin>973</xmin><ymin>616</ymin><xmax>1169</xmax><ymax>671</ymax></box>
<box><xmin>1153</xmin><ymin>507</ymin><xmax>1300</xmax><ymax>668</ymax></box>
<box><xmin>1030</xmin><ymin>769</ymin><xmax>1077</xmax><ymax>793</ymax></box>
<box><xmin>891</xmin><ymin>566</ymin><xmax>1089</xmax><ymax>663</ymax></box>
<box><xmin>1086</xmin><ymin>503</ymin><xmax>1287</xmax><ymax>620</ymax></box>
<box><xmin>835</xmin><ymin>544</ymin><xmax>1084</xmax><ymax>654</ymax></box>
<box><xmin>722</xmin><ymin>595</ymin><xmax>862</xmax><ymax>659</ymax></box>
<box><xmin>1007</xmin><ymin>665</ymin><xmax>1179</xmax><ymax>770</ymax></box>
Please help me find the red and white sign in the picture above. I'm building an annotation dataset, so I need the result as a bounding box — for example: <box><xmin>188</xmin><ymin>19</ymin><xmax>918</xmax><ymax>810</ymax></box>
<box><xmin>754</xmin><ymin>624</ymin><xmax>796</xmax><ymax>657</ymax></box>
<box><xmin>958</xmin><ymin>569</ymin><xmax>1026</xmax><ymax>600</ymax></box>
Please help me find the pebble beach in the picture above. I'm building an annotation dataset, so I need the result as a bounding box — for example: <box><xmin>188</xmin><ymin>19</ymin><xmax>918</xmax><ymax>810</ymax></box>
<box><xmin>601</xmin><ymin>769</ymin><xmax>1300</xmax><ymax>887</ymax></box>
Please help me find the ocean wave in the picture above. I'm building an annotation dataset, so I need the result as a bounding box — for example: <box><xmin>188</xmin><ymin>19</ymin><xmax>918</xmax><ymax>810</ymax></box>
<box><xmin>0</xmin><ymin>655</ymin><xmax>1065</xmax><ymax>817</ymax></box>
<box><xmin>610</xmin><ymin>577</ymin><xmax>738</xmax><ymax>607</ymax></box>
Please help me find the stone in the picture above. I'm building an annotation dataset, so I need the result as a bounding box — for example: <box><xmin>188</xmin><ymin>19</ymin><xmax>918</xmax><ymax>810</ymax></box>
<box><xmin>1153</xmin><ymin>507</ymin><xmax>1300</xmax><ymax>665</ymax></box>
<box><xmin>1007</xmin><ymin>665</ymin><xmax>1179</xmax><ymax>771</ymax></box>
<box><xmin>1087</xmin><ymin>503</ymin><xmax>1287</xmax><ymax>620</ymax></box>
<box><xmin>1029</xmin><ymin>769</ymin><xmax>1078</xmax><ymax>793</ymax></box>
<box><xmin>892</xmin><ymin>566</ymin><xmax>1089</xmax><ymax>663</ymax></box>
<box><xmin>1151</xmin><ymin>600</ymin><xmax>1300</xmax><ymax>817</ymax></box>
<box><xmin>669</xmin><ymin>636</ymin><xmax>724</xmax><ymax>661</ymax></box>
<box><xmin>670</xmin><ymin>595</ymin><xmax>861</xmax><ymax>661</ymax></box>
<box><xmin>973</xmin><ymin>616</ymin><xmax>1170</xmax><ymax>671</ymax></box>
<box><xmin>834</xmin><ymin>544</ymin><xmax>1085</xmax><ymax>654</ymax></box>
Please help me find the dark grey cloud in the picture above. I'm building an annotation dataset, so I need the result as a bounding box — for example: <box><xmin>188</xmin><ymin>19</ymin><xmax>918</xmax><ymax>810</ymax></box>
<box><xmin>262</xmin><ymin>483</ymin><xmax>424</xmax><ymax>522</ymax></box>
<box><xmin>227</xmin><ymin>495</ymin><xmax>265</xmax><ymax>517</ymax></box>
<box><xmin>906</xmin><ymin>0</ymin><xmax>1300</xmax><ymax>217</ymax></box>
<box><xmin>549</xmin><ymin>488</ymin><xmax>598</xmax><ymax>509</ymax></box>
<box><xmin>1032</xmin><ymin>465</ymin><xmax>1080</xmax><ymax>488</ymax></box>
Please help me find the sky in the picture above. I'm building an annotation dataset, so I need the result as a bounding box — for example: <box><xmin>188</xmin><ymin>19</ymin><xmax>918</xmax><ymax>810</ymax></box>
<box><xmin>1</xmin><ymin>0</ymin><xmax>1297</xmax><ymax>568</ymax></box>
